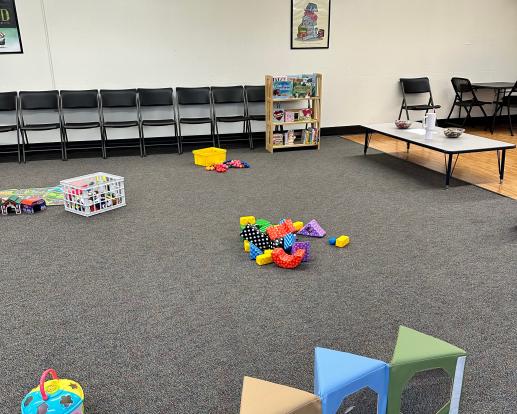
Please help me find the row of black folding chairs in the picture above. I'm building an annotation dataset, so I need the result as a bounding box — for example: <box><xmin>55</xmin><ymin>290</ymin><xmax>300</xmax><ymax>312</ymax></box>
<box><xmin>398</xmin><ymin>77</ymin><xmax>517</xmax><ymax>135</ymax></box>
<box><xmin>0</xmin><ymin>86</ymin><xmax>266</xmax><ymax>163</ymax></box>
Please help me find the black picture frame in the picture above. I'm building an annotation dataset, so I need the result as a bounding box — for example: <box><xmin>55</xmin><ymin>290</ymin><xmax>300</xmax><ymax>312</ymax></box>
<box><xmin>0</xmin><ymin>0</ymin><xmax>23</xmax><ymax>54</ymax></box>
<box><xmin>291</xmin><ymin>0</ymin><xmax>331</xmax><ymax>50</ymax></box>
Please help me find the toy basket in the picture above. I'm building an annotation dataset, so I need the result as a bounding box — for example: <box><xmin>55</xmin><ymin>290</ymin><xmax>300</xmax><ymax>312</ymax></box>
<box><xmin>21</xmin><ymin>369</ymin><xmax>84</xmax><ymax>414</ymax></box>
<box><xmin>192</xmin><ymin>147</ymin><xmax>227</xmax><ymax>166</ymax></box>
<box><xmin>60</xmin><ymin>172</ymin><xmax>126</xmax><ymax>217</ymax></box>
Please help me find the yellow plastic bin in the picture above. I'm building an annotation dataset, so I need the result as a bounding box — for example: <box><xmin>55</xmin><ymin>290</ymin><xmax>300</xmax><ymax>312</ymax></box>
<box><xmin>192</xmin><ymin>147</ymin><xmax>227</xmax><ymax>167</ymax></box>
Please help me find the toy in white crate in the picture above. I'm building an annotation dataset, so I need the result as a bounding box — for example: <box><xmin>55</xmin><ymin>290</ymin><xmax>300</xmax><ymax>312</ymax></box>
<box><xmin>60</xmin><ymin>172</ymin><xmax>126</xmax><ymax>217</ymax></box>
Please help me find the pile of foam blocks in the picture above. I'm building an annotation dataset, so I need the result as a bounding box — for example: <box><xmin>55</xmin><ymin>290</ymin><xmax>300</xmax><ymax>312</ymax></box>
<box><xmin>240</xmin><ymin>216</ymin><xmax>350</xmax><ymax>269</ymax></box>
<box><xmin>205</xmin><ymin>159</ymin><xmax>250</xmax><ymax>173</ymax></box>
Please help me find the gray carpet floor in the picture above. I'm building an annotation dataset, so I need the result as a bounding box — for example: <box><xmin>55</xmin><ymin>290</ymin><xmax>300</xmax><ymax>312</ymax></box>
<box><xmin>1</xmin><ymin>137</ymin><xmax>516</xmax><ymax>413</ymax></box>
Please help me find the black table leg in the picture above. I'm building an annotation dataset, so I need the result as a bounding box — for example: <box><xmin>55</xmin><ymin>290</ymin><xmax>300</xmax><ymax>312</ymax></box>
<box><xmin>498</xmin><ymin>149</ymin><xmax>506</xmax><ymax>183</ymax></box>
<box><xmin>364</xmin><ymin>131</ymin><xmax>371</xmax><ymax>154</ymax></box>
<box><xmin>445</xmin><ymin>153</ymin><xmax>453</xmax><ymax>189</ymax></box>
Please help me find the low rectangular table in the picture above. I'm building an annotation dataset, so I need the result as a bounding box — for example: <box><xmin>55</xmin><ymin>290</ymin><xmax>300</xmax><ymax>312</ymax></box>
<box><xmin>362</xmin><ymin>123</ymin><xmax>516</xmax><ymax>188</ymax></box>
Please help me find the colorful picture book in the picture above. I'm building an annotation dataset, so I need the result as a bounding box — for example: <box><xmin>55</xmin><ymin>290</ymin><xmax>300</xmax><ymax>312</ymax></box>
<box><xmin>302</xmin><ymin>127</ymin><xmax>319</xmax><ymax>144</ymax></box>
<box><xmin>272</xmin><ymin>74</ymin><xmax>317</xmax><ymax>99</ymax></box>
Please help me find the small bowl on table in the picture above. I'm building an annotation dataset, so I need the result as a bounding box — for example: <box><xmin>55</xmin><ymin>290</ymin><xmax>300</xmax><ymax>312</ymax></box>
<box><xmin>395</xmin><ymin>120</ymin><xmax>412</xmax><ymax>129</ymax></box>
<box><xmin>443</xmin><ymin>128</ymin><xmax>465</xmax><ymax>138</ymax></box>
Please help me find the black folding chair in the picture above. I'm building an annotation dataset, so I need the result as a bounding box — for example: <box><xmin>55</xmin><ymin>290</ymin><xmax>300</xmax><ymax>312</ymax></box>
<box><xmin>244</xmin><ymin>85</ymin><xmax>265</xmax><ymax>145</ymax></box>
<box><xmin>399</xmin><ymin>77</ymin><xmax>441</xmax><ymax>120</ymax></box>
<box><xmin>19</xmin><ymin>90</ymin><xmax>64</xmax><ymax>162</ymax></box>
<box><xmin>447</xmin><ymin>78</ymin><xmax>491</xmax><ymax>128</ymax></box>
<box><xmin>138</xmin><ymin>88</ymin><xmax>180</xmax><ymax>155</ymax></box>
<box><xmin>493</xmin><ymin>81</ymin><xmax>517</xmax><ymax>136</ymax></box>
<box><xmin>100</xmin><ymin>89</ymin><xmax>143</xmax><ymax>157</ymax></box>
<box><xmin>176</xmin><ymin>87</ymin><xmax>215</xmax><ymax>147</ymax></box>
<box><xmin>60</xmin><ymin>90</ymin><xmax>104</xmax><ymax>159</ymax></box>
<box><xmin>212</xmin><ymin>86</ymin><xmax>252</xmax><ymax>149</ymax></box>
<box><xmin>0</xmin><ymin>91</ymin><xmax>21</xmax><ymax>163</ymax></box>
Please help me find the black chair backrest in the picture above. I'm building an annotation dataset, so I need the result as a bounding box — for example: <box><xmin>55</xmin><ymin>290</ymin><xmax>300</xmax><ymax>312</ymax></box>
<box><xmin>245</xmin><ymin>86</ymin><xmax>265</xmax><ymax>103</ymax></box>
<box><xmin>451</xmin><ymin>78</ymin><xmax>473</xmax><ymax>94</ymax></box>
<box><xmin>0</xmin><ymin>91</ymin><xmax>17</xmax><ymax>111</ymax></box>
<box><xmin>100</xmin><ymin>89</ymin><xmax>137</xmax><ymax>108</ymax></box>
<box><xmin>176</xmin><ymin>87</ymin><xmax>211</xmax><ymax>105</ymax></box>
<box><xmin>211</xmin><ymin>86</ymin><xmax>244</xmax><ymax>104</ymax></box>
<box><xmin>19</xmin><ymin>90</ymin><xmax>59</xmax><ymax>110</ymax></box>
<box><xmin>138</xmin><ymin>88</ymin><xmax>173</xmax><ymax>106</ymax></box>
<box><xmin>400</xmin><ymin>78</ymin><xmax>432</xmax><ymax>94</ymax></box>
<box><xmin>60</xmin><ymin>90</ymin><xmax>99</xmax><ymax>109</ymax></box>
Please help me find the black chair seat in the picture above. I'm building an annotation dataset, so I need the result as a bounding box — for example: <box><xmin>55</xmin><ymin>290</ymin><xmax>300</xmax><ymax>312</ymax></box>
<box><xmin>21</xmin><ymin>123</ymin><xmax>60</xmax><ymax>131</ymax></box>
<box><xmin>104</xmin><ymin>120</ymin><xmax>139</xmax><ymax>128</ymax></box>
<box><xmin>180</xmin><ymin>117</ymin><xmax>212</xmax><ymax>124</ymax></box>
<box><xmin>216</xmin><ymin>115</ymin><xmax>248</xmax><ymax>123</ymax></box>
<box><xmin>64</xmin><ymin>121</ymin><xmax>101</xmax><ymax>129</ymax></box>
<box><xmin>456</xmin><ymin>99</ymin><xmax>490</xmax><ymax>107</ymax></box>
<box><xmin>142</xmin><ymin>118</ymin><xmax>176</xmax><ymax>126</ymax></box>
<box><xmin>0</xmin><ymin>124</ymin><xmax>17</xmax><ymax>133</ymax></box>
<box><xmin>249</xmin><ymin>114</ymin><xmax>266</xmax><ymax>121</ymax></box>
<box><xmin>406</xmin><ymin>104</ymin><xmax>441</xmax><ymax>111</ymax></box>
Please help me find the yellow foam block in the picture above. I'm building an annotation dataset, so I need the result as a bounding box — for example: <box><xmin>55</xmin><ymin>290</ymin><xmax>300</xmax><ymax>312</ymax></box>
<box><xmin>293</xmin><ymin>221</ymin><xmax>304</xmax><ymax>232</ymax></box>
<box><xmin>240</xmin><ymin>216</ymin><xmax>256</xmax><ymax>226</ymax></box>
<box><xmin>336</xmin><ymin>235</ymin><xmax>350</xmax><ymax>248</ymax></box>
<box><xmin>244</xmin><ymin>240</ymin><xmax>250</xmax><ymax>252</ymax></box>
<box><xmin>256</xmin><ymin>250</ymin><xmax>273</xmax><ymax>266</ymax></box>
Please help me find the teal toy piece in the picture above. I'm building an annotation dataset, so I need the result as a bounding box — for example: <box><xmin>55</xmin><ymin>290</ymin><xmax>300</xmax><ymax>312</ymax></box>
<box><xmin>328</xmin><ymin>237</ymin><xmax>336</xmax><ymax>245</ymax></box>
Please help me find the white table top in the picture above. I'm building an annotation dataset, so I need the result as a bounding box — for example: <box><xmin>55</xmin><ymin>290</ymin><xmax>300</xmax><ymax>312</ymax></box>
<box><xmin>362</xmin><ymin>122</ymin><xmax>516</xmax><ymax>154</ymax></box>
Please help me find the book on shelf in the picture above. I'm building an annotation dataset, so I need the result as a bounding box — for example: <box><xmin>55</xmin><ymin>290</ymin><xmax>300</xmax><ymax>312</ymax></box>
<box><xmin>272</xmin><ymin>73</ymin><xmax>317</xmax><ymax>99</ymax></box>
<box><xmin>302</xmin><ymin>127</ymin><xmax>319</xmax><ymax>144</ymax></box>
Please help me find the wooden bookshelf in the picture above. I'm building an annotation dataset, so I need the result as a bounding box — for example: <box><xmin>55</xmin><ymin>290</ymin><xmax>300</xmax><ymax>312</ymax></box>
<box><xmin>265</xmin><ymin>73</ymin><xmax>322</xmax><ymax>153</ymax></box>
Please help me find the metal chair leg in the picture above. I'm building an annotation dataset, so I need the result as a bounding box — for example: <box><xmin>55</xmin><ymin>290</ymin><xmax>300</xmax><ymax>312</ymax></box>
<box><xmin>174</xmin><ymin>123</ymin><xmax>181</xmax><ymax>155</ymax></box>
<box><xmin>178</xmin><ymin>122</ymin><xmax>184</xmax><ymax>154</ymax></box>
<box><xmin>508</xmin><ymin>104</ymin><xmax>514</xmax><ymax>136</ymax></box>
<box><xmin>139</xmin><ymin>125</ymin><xmax>145</xmax><ymax>157</ymax></box>
<box><xmin>99</xmin><ymin>127</ymin><xmax>106</xmax><ymax>159</ymax></box>
<box><xmin>21</xmin><ymin>129</ymin><xmax>28</xmax><ymax>163</ymax></box>
<box><xmin>16</xmin><ymin>127</ymin><xmax>21</xmax><ymax>164</ymax></box>
<box><xmin>213</xmin><ymin>121</ymin><xmax>220</xmax><ymax>147</ymax></box>
<box><xmin>248</xmin><ymin>120</ymin><xmax>254</xmax><ymax>150</ymax></box>
<box><xmin>102</xmin><ymin>128</ymin><xmax>109</xmax><ymax>158</ymax></box>
<box><xmin>59</xmin><ymin>128</ymin><xmax>67</xmax><ymax>161</ymax></box>
<box><xmin>245</xmin><ymin>120</ymin><xmax>253</xmax><ymax>150</ymax></box>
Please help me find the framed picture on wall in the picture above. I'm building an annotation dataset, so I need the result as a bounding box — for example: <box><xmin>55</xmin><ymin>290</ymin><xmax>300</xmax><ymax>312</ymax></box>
<box><xmin>291</xmin><ymin>0</ymin><xmax>331</xmax><ymax>49</ymax></box>
<box><xmin>0</xmin><ymin>0</ymin><xmax>23</xmax><ymax>54</ymax></box>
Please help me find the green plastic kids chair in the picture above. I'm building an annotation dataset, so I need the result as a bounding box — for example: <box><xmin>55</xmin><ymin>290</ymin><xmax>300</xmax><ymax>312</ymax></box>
<box><xmin>387</xmin><ymin>326</ymin><xmax>467</xmax><ymax>414</ymax></box>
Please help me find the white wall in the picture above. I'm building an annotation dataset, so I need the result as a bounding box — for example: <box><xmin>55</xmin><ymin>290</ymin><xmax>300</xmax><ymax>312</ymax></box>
<box><xmin>1</xmin><ymin>0</ymin><xmax>517</xmax><ymax>144</ymax></box>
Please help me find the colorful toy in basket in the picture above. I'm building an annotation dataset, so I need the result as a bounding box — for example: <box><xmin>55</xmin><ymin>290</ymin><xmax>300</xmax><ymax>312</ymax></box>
<box><xmin>60</xmin><ymin>172</ymin><xmax>126</xmax><ymax>217</ymax></box>
<box><xmin>21</xmin><ymin>369</ymin><xmax>84</xmax><ymax>414</ymax></box>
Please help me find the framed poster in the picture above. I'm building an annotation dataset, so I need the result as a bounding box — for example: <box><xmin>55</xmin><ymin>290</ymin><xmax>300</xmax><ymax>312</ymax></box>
<box><xmin>291</xmin><ymin>0</ymin><xmax>331</xmax><ymax>49</ymax></box>
<box><xmin>0</xmin><ymin>0</ymin><xmax>23</xmax><ymax>54</ymax></box>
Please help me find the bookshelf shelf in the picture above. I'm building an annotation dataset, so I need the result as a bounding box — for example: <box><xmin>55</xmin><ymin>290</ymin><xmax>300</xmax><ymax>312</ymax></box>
<box><xmin>273</xmin><ymin>143</ymin><xmax>319</xmax><ymax>149</ymax></box>
<box><xmin>272</xmin><ymin>119</ymin><xmax>320</xmax><ymax>126</ymax></box>
<box><xmin>269</xmin><ymin>97</ymin><xmax>321</xmax><ymax>102</ymax></box>
<box><xmin>265</xmin><ymin>73</ymin><xmax>322</xmax><ymax>153</ymax></box>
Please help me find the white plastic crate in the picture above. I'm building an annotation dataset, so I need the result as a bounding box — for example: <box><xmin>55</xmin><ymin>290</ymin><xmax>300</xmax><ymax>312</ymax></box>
<box><xmin>60</xmin><ymin>172</ymin><xmax>126</xmax><ymax>217</ymax></box>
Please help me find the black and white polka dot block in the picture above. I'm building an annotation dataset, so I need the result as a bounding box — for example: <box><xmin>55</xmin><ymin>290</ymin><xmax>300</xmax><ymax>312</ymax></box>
<box><xmin>240</xmin><ymin>224</ymin><xmax>272</xmax><ymax>251</ymax></box>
